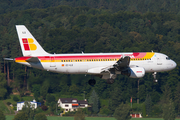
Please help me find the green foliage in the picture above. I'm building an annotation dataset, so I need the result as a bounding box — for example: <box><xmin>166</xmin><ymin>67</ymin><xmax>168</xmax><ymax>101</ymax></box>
<box><xmin>46</xmin><ymin>94</ymin><xmax>55</xmax><ymax>105</ymax></box>
<box><xmin>34</xmin><ymin>113</ymin><xmax>47</xmax><ymax>120</ymax></box>
<box><xmin>32</xmin><ymin>84</ymin><xmax>41</xmax><ymax>101</ymax></box>
<box><xmin>0</xmin><ymin>2</ymin><xmax>180</xmax><ymax>116</ymax></box>
<box><xmin>174</xmin><ymin>82</ymin><xmax>180</xmax><ymax>114</ymax></box>
<box><xmin>41</xmin><ymin>105</ymin><xmax>48</xmax><ymax>111</ymax></box>
<box><xmin>6</xmin><ymin>102</ymin><xmax>11</xmax><ymax>106</ymax></box>
<box><xmin>145</xmin><ymin>94</ymin><xmax>152</xmax><ymax>116</ymax></box>
<box><xmin>114</xmin><ymin>103</ymin><xmax>131</xmax><ymax>120</ymax></box>
<box><xmin>74</xmin><ymin>108</ymin><xmax>85</xmax><ymax>120</ymax></box>
<box><xmin>89</xmin><ymin>90</ymin><xmax>100</xmax><ymax>114</ymax></box>
<box><xmin>40</xmin><ymin>81</ymin><xmax>49</xmax><ymax>100</ymax></box>
<box><xmin>162</xmin><ymin>99</ymin><xmax>176</xmax><ymax>120</ymax></box>
<box><xmin>0</xmin><ymin>109</ymin><xmax>5</xmax><ymax>120</ymax></box>
<box><xmin>13</xmin><ymin>112</ymin><xmax>28</xmax><ymax>120</ymax></box>
<box><xmin>142</xmin><ymin>103</ymin><xmax>146</xmax><ymax>118</ymax></box>
<box><xmin>13</xmin><ymin>96</ymin><xmax>19</xmax><ymax>102</ymax></box>
<box><xmin>0</xmin><ymin>72</ymin><xmax>7</xmax><ymax>100</ymax></box>
<box><xmin>22</xmin><ymin>101</ymin><xmax>36</xmax><ymax>120</ymax></box>
<box><xmin>99</xmin><ymin>106</ymin><xmax>111</xmax><ymax>115</ymax></box>
<box><xmin>49</xmin><ymin>101</ymin><xmax>56</xmax><ymax>113</ymax></box>
<box><xmin>109</xmin><ymin>87</ymin><xmax>123</xmax><ymax>113</ymax></box>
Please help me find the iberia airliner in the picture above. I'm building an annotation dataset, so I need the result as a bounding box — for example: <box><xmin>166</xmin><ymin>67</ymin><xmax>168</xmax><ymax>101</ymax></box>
<box><xmin>5</xmin><ymin>25</ymin><xmax>177</xmax><ymax>85</ymax></box>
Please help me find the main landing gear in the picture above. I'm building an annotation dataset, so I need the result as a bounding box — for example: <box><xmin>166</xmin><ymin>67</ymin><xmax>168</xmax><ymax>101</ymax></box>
<box><xmin>88</xmin><ymin>79</ymin><xmax>96</xmax><ymax>86</ymax></box>
<box><xmin>107</xmin><ymin>78</ymin><xmax>114</xmax><ymax>84</ymax></box>
<box><xmin>153</xmin><ymin>72</ymin><xmax>158</xmax><ymax>83</ymax></box>
<box><xmin>88</xmin><ymin>78</ymin><xmax>115</xmax><ymax>86</ymax></box>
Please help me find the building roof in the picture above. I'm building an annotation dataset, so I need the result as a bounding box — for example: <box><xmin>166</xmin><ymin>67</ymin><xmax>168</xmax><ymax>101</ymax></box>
<box><xmin>78</xmin><ymin>100</ymin><xmax>88</xmax><ymax>104</ymax></box>
<box><xmin>60</xmin><ymin>98</ymin><xmax>78</xmax><ymax>103</ymax></box>
<box><xmin>59</xmin><ymin>98</ymin><xmax>88</xmax><ymax>104</ymax></box>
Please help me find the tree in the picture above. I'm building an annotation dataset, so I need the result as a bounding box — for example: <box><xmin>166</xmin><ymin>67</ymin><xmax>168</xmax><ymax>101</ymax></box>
<box><xmin>0</xmin><ymin>72</ymin><xmax>7</xmax><ymax>100</ymax></box>
<box><xmin>22</xmin><ymin>101</ymin><xmax>36</xmax><ymax>120</ymax></box>
<box><xmin>32</xmin><ymin>84</ymin><xmax>41</xmax><ymax>101</ymax></box>
<box><xmin>0</xmin><ymin>109</ymin><xmax>5</xmax><ymax>120</ymax></box>
<box><xmin>109</xmin><ymin>87</ymin><xmax>123</xmax><ymax>113</ymax></box>
<box><xmin>174</xmin><ymin>82</ymin><xmax>180</xmax><ymax>114</ymax></box>
<box><xmin>145</xmin><ymin>94</ymin><xmax>152</xmax><ymax>116</ymax></box>
<box><xmin>46</xmin><ymin>94</ymin><xmax>55</xmax><ymax>105</ymax></box>
<box><xmin>13</xmin><ymin>96</ymin><xmax>19</xmax><ymax>102</ymax></box>
<box><xmin>89</xmin><ymin>89</ymin><xmax>100</xmax><ymax>114</ymax></box>
<box><xmin>13</xmin><ymin>112</ymin><xmax>28</xmax><ymax>120</ymax></box>
<box><xmin>162</xmin><ymin>99</ymin><xmax>176</xmax><ymax>120</ymax></box>
<box><xmin>74</xmin><ymin>108</ymin><xmax>85</xmax><ymax>120</ymax></box>
<box><xmin>34</xmin><ymin>113</ymin><xmax>47</xmax><ymax>120</ymax></box>
<box><xmin>114</xmin><ymin>103</ymin><xmax>131</xmax><ymax>120</ymax></box>
<box><xmin>40</xmin><ymin>81</ymin><xmax>49</xmax><ymax>99</ymax></box>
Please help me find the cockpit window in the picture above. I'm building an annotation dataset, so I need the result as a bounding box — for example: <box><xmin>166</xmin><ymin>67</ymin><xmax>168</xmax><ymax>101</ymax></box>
<box><xmin>166</xmin><ymin>57</ymin><xmax>171</xmax><ymax>60</ymax></box>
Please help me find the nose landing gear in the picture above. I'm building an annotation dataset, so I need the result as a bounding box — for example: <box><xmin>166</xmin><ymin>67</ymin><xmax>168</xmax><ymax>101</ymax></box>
<box><xmin>153</xmin><ymin>72</ymin><xmax>158</xmax><ymax>83</ymax></box>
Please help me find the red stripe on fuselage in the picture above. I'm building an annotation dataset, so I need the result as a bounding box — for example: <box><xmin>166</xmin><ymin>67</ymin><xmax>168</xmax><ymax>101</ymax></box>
<box><xmin>15</xmin><ymin>55</ymin><xmax>122</xmax><ymax>61</ymax></box>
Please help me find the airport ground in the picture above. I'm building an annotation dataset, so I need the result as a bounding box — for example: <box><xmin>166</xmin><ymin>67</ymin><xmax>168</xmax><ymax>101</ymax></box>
<box><xmin>5</xmin><ymin>116</ymin><xmax>180</xmax><ymax>120</ymax></box>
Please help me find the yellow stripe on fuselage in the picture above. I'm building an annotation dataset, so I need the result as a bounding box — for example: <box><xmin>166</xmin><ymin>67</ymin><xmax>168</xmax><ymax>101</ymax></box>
<box><xmin>143</xmin><ymin>52</ymin><xmax>155</xmax><ymax>59</ymax></box>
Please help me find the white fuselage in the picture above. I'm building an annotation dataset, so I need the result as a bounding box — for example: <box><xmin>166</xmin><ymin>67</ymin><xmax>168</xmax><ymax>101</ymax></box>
<box><xmin>15</xmin><ymin>52</ymin><xmax>176</xmax><ymax>75</ymax></box>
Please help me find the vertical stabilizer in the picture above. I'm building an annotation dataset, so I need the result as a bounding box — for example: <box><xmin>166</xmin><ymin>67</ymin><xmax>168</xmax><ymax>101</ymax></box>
<box><xmin>16</xmin><ymin>25</ymin><xmax>49</xmax><ymax>56</ymax></box>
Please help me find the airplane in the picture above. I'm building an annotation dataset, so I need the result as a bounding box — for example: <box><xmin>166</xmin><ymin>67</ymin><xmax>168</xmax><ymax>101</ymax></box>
<box><xmin>5</xmin><ymin>25</ymin><xmax>177</xmax><ymax>86</ymax></box>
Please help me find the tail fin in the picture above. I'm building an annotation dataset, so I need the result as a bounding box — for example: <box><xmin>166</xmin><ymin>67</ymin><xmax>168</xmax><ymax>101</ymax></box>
<box><xmin>16</xmin><ymin>25</ymin><xmax>49</xmax><ymax>56</ymax></box>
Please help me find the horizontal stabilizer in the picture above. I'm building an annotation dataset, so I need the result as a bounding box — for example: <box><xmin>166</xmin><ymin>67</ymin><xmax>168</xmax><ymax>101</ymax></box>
<box><xmin>25</xmin><ymin>57</ymin><xmax>40</xmax><ymax>62</ymax></box>
<box><xmin>4</xmin><ymin>58</ymin><xmax>14</xmax><ymax>61</ymax></box>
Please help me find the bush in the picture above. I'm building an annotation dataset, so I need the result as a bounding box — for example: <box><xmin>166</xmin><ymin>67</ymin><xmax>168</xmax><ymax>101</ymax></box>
<box><xmin>13</xmin><ymin>96</ymin><xmax>19</xmax><ymax>102</ymax></box>
<box><xmin>99</xmin><ymin>106</ymin><xmax>111</xmax><ymax>115</ymax></box>
<box><xmin>13</xmin><ymin>106</ymin><xmax>17</xmax><ymax>110</ymax></box>
<box><xmin>41</xmin><ymin>105</ymin><xmax>48</xmax><ymax>111</ymax></box>
<box><xmin>13</xmin><ymin>112</ymin><xmax>28</xmax><ymax>120</ymax></box>
<box><xmin>114</xmin><ymin>103</ymin><xmax>131</xmax><ymax>120</ymax></box>
<box><xmin>0</xmin><ymin>109</ymin><xmax>5</xmax><ymax>120</ymax></box>
<box><xmin>74</xmin><ymin>108</ymin><xmax>85</xmax><ymax>120</ymax></box>
<box><xmin>7</xmin><ymin>102</ymin><xmax>11</xmax><ymax>105</ymax></box>
<box><xmin>34</xmin><ymin>113</ymin><xmax>47</xmax><ymax>120</ymax></box>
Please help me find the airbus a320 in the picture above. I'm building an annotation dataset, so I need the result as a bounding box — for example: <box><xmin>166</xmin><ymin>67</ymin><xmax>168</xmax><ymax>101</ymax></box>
<box><xmin>5</xmin><ymin>25</ymin><xmax>177</xmax><ymax>86</ymax></box>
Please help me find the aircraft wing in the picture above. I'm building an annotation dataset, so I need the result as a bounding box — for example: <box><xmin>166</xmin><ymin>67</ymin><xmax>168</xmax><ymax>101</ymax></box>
<box><xmin>101</xmin><ymin>56</ymin><xmax>130</xmax><ymax>73</ymax></box>
<box><xmin>88</xmin><ymin>56</ymin><xmax>131</xmax><ymax>76</ymax></box>
<box><xmin>113</xmin><ymin>56</ymin><xmax>130</xmax><ymax>70</ymax></box>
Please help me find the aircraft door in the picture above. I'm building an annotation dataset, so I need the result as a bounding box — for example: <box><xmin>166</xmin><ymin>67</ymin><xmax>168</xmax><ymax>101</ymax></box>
<box><xmin>50</xmin><ymin>57</ymin><xmax>56</xmax><ymax>67</ymax></box>
<box><xmin>157</xmin><ymin>55</ymin><xmax>162</xmax><ymax>65</ymax></box>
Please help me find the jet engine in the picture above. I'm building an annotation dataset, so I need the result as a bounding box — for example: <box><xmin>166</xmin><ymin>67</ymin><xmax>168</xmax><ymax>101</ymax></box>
<box><xmin>121</xmin><ymin>66</ymin><xmax>145</xmax><ymax>78</ymax></box>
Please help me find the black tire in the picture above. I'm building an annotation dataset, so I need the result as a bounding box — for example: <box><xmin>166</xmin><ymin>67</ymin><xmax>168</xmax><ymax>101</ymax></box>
<box><xmin>88</xmin><ymin>79</ymin><xmax>96</xmax><ymax>86</ymax></box>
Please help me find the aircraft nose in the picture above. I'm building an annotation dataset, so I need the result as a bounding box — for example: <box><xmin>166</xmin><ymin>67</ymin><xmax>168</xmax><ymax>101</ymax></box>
<box><xmin>171</xmin><ymin>60</ymin><xmax>177</xmax><ymax>70</ymax></box>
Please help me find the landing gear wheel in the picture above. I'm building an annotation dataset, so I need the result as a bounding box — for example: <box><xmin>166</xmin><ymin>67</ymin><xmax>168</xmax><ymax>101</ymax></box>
<box><xmin>107</xmin><ymin>78</ymin><xmax>114</xmax><ymax>84</ymax></box>
<box><xmin>88</xmin><ymin>79</ymin><xmax>96</xmax><ymax>86</ymax></box>
<box><xmin>153</xmin><ymin>79</ymin><xmax>158</xmax><ymax>83</ymax></box>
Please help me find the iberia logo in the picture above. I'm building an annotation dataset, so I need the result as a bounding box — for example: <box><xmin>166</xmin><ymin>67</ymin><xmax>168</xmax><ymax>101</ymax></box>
<box><xmin>22</xmin><ymin>38</ymin><xmax>37</xmax><ymax>51</ymax></box>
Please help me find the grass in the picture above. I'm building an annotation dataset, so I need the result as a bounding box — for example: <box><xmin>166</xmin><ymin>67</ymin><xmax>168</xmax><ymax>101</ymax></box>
<box><xmin>0</xmin><ymin>101</ymin><xmax>14</xmax><ymax>114</ymax></box>
<box><xmin>5</xmin><ymin>116</ymin><xmax>180</xmax><ymax>120</ymax></box>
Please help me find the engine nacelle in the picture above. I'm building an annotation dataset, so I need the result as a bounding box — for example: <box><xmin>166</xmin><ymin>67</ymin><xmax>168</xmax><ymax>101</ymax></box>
<box><xmin>121</xmin><ymin>67</ymin><xmax>145</xmax><ymax>78</ymax></box>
